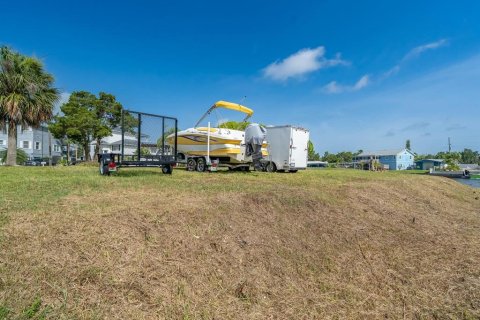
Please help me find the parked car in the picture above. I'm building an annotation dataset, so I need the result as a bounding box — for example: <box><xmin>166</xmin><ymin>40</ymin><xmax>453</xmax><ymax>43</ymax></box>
<box><xmin>24</xmin><ymin>159</ymin><xmax>41</xmax><ymax>166</ymax></box>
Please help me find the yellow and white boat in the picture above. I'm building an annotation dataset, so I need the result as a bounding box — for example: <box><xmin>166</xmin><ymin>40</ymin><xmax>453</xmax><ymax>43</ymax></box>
<box><xmin>167</xmin><ymin>100</ymin><xmax>266</xmax><ymax>164</ymax></box>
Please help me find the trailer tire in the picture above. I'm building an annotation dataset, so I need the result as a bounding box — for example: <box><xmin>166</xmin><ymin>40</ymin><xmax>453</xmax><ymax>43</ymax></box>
<box><xmin>266</xmin><ymin>162</ymin><xmax>276</xmax><ymax>172</ymax></box>
<box><xmin>162</xmin><ymin>164</ymin><xmax>173</xmax><ymax>174</ymax></box>
<box><xmin>100</xmin><ymin>163</ymin><xmax>110</xmax><ymax>176</ymax></box>
<box><xmin>186</xmin><ymin>158</ymin><xmax>196</xmax><ymax>171</ymax></box>
<box><xmin>196</xmin><ymin>157</ymin><xmax>207</xmax><ymax>172</ymax></box>
<box><xmin>289</xmin><ymin>170</ymin><xmax>298</xmax><ymax>173</ymax></box>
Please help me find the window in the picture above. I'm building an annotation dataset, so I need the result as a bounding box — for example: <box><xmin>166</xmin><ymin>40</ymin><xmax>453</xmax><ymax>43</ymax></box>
<box><xmin>21</xmin><ymin>141</ymin><xmax>31</xmax><ymax>149</ymax></box>
<box><xmin>0</xmin><ymin>140</ymin><xmax>4</xmax><ymax>146</ymax></box>
<box><xmin>35</xmin><ymin>141</ymin><xmax>41</xmax><ymax>150</ymax></box>
<box><xmin>53</xmin><ymin>145</ymin><xmax>61</xmax><ymax>152</ymax></box>
<box><xmin>21</xmin><ymin>125</ymin><xmax>33</xmax><ymax>133</ymax></box>
<box><xmin>1</xmin><ymin>127</ymin><xmax>6</xmax><ymax>134</ymax></box>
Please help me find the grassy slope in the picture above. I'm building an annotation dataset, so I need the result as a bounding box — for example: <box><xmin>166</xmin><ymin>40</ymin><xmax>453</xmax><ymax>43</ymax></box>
<box><xmin>0</xmin><ymin>167</ymin><xmax>479</xmax><ymax>319</ymax></box>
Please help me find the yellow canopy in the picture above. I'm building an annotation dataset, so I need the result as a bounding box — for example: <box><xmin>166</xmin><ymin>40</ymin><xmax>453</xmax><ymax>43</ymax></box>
<box><xmin>213</xmin><ymin>100</ymin><xmax>254</xmax><ymax>117</ymax></box>
<box><xmin>194</xmin><ymin>100</ymin><xmax>254</xmax><ymax>127</ymax></box>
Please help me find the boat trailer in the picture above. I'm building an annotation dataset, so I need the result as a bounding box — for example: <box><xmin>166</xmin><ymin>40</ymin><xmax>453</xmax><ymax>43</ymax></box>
<box><xmin>98</xmin><ymin>110</ymin><xmax>178</xmax><ymax>175</ymax></box>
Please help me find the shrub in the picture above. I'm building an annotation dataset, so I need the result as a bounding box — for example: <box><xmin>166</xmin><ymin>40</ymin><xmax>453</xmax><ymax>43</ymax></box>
<box><xmin>0</xmin><ymin>148</ymin><xmax>28</xmax><ymax>165</ymax></box>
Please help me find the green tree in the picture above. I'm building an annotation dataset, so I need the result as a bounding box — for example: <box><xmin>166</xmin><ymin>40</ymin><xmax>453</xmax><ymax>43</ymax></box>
<box><xmin>52</xmin><ymin>91</ymin><xmax>124</xmax><ymax>161</ymax></box>
<box><xmin>308</xmin><ymin>140</ymin><xmax>320</xmax><ymax>161</ymax></box>
<box><xmin>218</xmin><ymin>121</ymin><xmax>251</xmax><ymax>130</ymax></box>
<box><xmin>55</xmin><ymin>91</ymin><xmax>97</xmax><ymax>161</ymax></box>
<box><xmin>0</xmin><ymin>47</ymin><xmax>59</xmax><ymax>165</ymax></box>
<box><xmin>336</xmin><ymin>151</ymin><xmax>354</xmax><ymax>163</ymax></box>
<box><xmin>437</xmin><ymin>152</ymin><xmax>461</xmax><ymax>170</ymax></box>
<box><xmin>49</xmin><ymin>114</ymin><xmax>72</xmax><ymax>162</ymax></box>
<box><xmin>406</xmin><ymin>139</ymin><xmax>411</xmax><ymax>150</ymax></box>
<box><xmin>92</xmin><ymin>92</ymin><xmax>123</xmax><ymax>160</ymax></box>
<box><xmin>354</xmin><ymin>149</ymin><xmax>363</xmax><ymax>156</ymax></box>
<box><xmin>0</xmin><ymin>148</ymin><xmax>28</xmax><ymax>165</ymax></box>
<box><xmin>135</xmin><ymin>146</ymin><xmax>151</xmax><ymax>157</ymax></box>
<box><xmin>322</xmin><ymin>151</ymin><xmax>339</xmax><ymax>163</ymax></box>
<box><xmin>436</xmin><ymin>151</ymin><xmax>461</xmax><ymax>161</ymax></box>
<box><xmin>460</xmin><ymin>148</ymin><xmax>479</xmax><ymax>164</ymax></box>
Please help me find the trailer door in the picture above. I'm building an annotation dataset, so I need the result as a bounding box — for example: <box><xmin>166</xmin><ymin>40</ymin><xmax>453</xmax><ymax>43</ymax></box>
<box><xmin>289</xmin><ymin>128</ymin><xmax>309</xmax><ymax>169</ymax></box>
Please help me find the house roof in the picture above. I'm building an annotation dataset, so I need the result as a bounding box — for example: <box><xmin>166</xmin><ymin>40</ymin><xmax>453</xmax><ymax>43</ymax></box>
<box><xmin>357</xmin><ymin>149</ymin><xmax>414</xmax><ymax>157</ymax></box>
<box><xmin>459</xmin><ymin>163</ymin><xmax>480</xmax><ymax>169</ymax></box>
<box><xmin>417</xmin><ymin>159</ymin><xmax>444</xmax><ymax>163</ymax></box>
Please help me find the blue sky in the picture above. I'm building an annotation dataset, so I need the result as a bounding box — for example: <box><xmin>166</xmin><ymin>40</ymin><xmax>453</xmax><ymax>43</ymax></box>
<box><xmin>1</xmin><ymin>1</ymin><xmax>479</xmax><ymax>154</ymax></box>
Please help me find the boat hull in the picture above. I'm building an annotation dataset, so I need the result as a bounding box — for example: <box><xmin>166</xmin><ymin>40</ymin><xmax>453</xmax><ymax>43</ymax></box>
<box><xmin>168</xmin><ymin>127</ymin><xmax>267</xmax><ymax>164</ymax></box>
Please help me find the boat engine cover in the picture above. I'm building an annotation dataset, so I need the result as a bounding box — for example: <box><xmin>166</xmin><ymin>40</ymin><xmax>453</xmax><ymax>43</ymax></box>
<box><xmin>245</xmin><ymin>123</ymin><xmax>266</xmax><ymax>170</ymax></box>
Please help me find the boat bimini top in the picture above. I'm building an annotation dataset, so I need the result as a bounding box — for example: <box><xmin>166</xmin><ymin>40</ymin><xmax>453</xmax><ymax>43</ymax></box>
<box><xmin>194</xmin><ymin>100</ymin><xmax>254</xmax><ymax>128</ymax></box>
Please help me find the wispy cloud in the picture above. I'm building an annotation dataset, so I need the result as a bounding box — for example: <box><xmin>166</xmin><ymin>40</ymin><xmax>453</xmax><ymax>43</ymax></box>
<box><xmin>385</xmin><ymin>130</ymin><xmax>395</xmax><ymax>137</ymax></box>
<box><xmin>322</xmin><ymin>75</ymin><xmax>370</xmax><ymax>94</ymax></box>
<box><xmin>382</xmin><ymin>39</ymin><xmax>449</xmax><ymax>79</ymax></box>
<box><xmin>401</xmin><ymin>121</ymin><xmax>430</xmax><ymax>131</ymax></box>
<box><xmin>402</xmin><ymin>39</ymin><xmax>449</xmax><ymax>62</ymax></box>
<box><xmin>263</xmin><ymin>46</ymin><xmax>348</xmax><ymax>81</ymax></box>
<box><xmin>446</xmin><ymin>124</ymin><xmax>467</xmax><ymax>131</ymax></box>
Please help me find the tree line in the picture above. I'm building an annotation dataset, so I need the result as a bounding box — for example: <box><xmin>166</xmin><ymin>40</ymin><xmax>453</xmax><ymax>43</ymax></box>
<box><xmin>308</xmin><ymin>142</ymin><xmax>480</xmax><ymax>165</ymax></box>
<box><xmin>0</xmin><ymin>46</ymin><xmax>133</xmax><ymax>165</ymax></box>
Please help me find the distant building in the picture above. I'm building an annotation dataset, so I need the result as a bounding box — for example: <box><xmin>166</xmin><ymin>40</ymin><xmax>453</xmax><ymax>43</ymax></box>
<box><xmin>459</xmin><ymin>163</ymin><xmax>480</xmax><ymax>170</ymax></box>
<box><xmin>415</xmin><ymin>159</ymin><xmax>445</xmax><ymax>170</ymax></box>
<box><xmin>89</xmin><ymin>129</ymin><xmax>153</xmax><ymax>160</ymax></box>
<box><xmin>0</xmin><ymin>124</ymin><xmax>63</xmax><ymax>162</ymax></box>
<box><xmin>307</xmin><ymin>161</ymin><xmax>328</xmax><ymax>168</ymax></box>
<box><xmin>354</xmin><ymin>149</ymin><xmax>415</xmax><ymax>170</ymax></box>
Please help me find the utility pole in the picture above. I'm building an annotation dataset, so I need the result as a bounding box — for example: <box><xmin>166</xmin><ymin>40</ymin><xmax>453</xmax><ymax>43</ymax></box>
<box><xmin>448</xmin><ymin>137</ymin><xmax>451</xmax><ymax>153</ymax></box>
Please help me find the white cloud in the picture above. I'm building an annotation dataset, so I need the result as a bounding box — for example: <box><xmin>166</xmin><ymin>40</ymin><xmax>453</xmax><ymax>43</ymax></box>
<box><xmin>402</xmin><ymin>39</ymin><xmax>448</xmax><ymax>62</ymax></box>
<box><xmin>353</xmin><ymin>75</ymin><xmax>369</xmax><ymax>90</ymax></box>
<box><xmin>382</xmin><ymin>65</ymin><xmax>400</xmax><ymax>79</ymax></box>
<box><xmin>322</xmin><ymin>81</ymin><xmax>342</xmax><ymax>94</ymax></box>
<box><xmin>381</xmin><ymin>39</ymin><xmax>448</xmax><ymax>80</ymax></box>
<box><xmin>323</xmin><ymin>75</ymin><xmax>370</xmax><ymax>94</ymax></box>
<box><xmin>263</xmin><ymin>46</ymin><xmax>348</xmax><ymax>81</ymax></box>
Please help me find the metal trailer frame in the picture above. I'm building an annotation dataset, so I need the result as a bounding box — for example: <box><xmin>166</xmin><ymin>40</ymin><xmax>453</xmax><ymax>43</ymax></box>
<box><xmin>98</xmin><ymin>110</ymin><xmax>178</xmax><ymax>175</ymax></box>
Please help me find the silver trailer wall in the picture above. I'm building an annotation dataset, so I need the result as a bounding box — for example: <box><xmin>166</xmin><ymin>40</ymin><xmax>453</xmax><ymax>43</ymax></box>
<box><xmin>265</xmin><ymin>125</ymin><xmax>309</xmax><ymax>172</ymax></box>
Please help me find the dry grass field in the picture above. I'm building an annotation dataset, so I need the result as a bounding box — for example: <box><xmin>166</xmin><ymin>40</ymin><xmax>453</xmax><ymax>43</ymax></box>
<box><xmin>0</xmin><ymin>166</ymin><xmax>479</xmax><ymax>319</ymax></box>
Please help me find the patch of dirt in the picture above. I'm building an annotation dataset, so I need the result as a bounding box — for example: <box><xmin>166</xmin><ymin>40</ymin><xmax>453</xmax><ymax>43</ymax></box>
<box><xmin>1</xmin><ymin>174</ymin><xmax>479</xmax><ymax>319</ymax></box>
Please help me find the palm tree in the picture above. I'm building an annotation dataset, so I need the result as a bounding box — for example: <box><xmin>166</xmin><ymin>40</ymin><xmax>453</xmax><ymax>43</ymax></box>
<box><xmin>0</xmin><ymin>47</ymin><xmax>59</xmax><ymax>165</ymax></box>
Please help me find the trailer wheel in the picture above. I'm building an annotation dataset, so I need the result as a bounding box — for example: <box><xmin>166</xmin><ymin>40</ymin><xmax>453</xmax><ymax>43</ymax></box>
<box><xmin>266</xmin><ymin>162</ymin><xmax>276</xmax><ymax>173</ymax></box>
<box><xmin>186</xmin><ymin>158</ymin><xmax>196</xmax><ymax>171</ymax></box>
<box><xmin>99</xmin><ymin>163</ymin><xmax>110</xmax><ymax>176</ymax></box>
<box><xmin>289</xmin><ymin>170</ymin><xmax>298</xmax><ymax>173</ymax></box>
<box><xmin>162</xmin><ymin>164</ymin><xmax>173</xmax><ymax>174</ymax></box>
<box><xmin>196</xmin><ymin>157</ymin><xmax>207</xmax><ymax>172</ymax></box>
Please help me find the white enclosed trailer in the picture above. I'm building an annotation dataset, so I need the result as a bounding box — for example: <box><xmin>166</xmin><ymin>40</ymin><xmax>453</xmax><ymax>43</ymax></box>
<box><xmin>265</xmin><ymin>125</ymin><xmax>309</xmax><ymax>172</ymax></box>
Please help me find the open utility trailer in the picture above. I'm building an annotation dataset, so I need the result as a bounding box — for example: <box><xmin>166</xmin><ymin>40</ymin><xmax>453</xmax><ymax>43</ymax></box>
<box><xmin>98</xmin><ymin>110</ymin><xmax>178</xmax><ymax>175</ymax></box>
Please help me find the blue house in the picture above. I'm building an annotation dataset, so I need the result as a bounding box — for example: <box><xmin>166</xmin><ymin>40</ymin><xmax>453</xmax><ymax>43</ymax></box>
<box><xmin>355</xmin><ymin>149</ymin><xmax>415</xmax><ymax>170</ymax></box>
